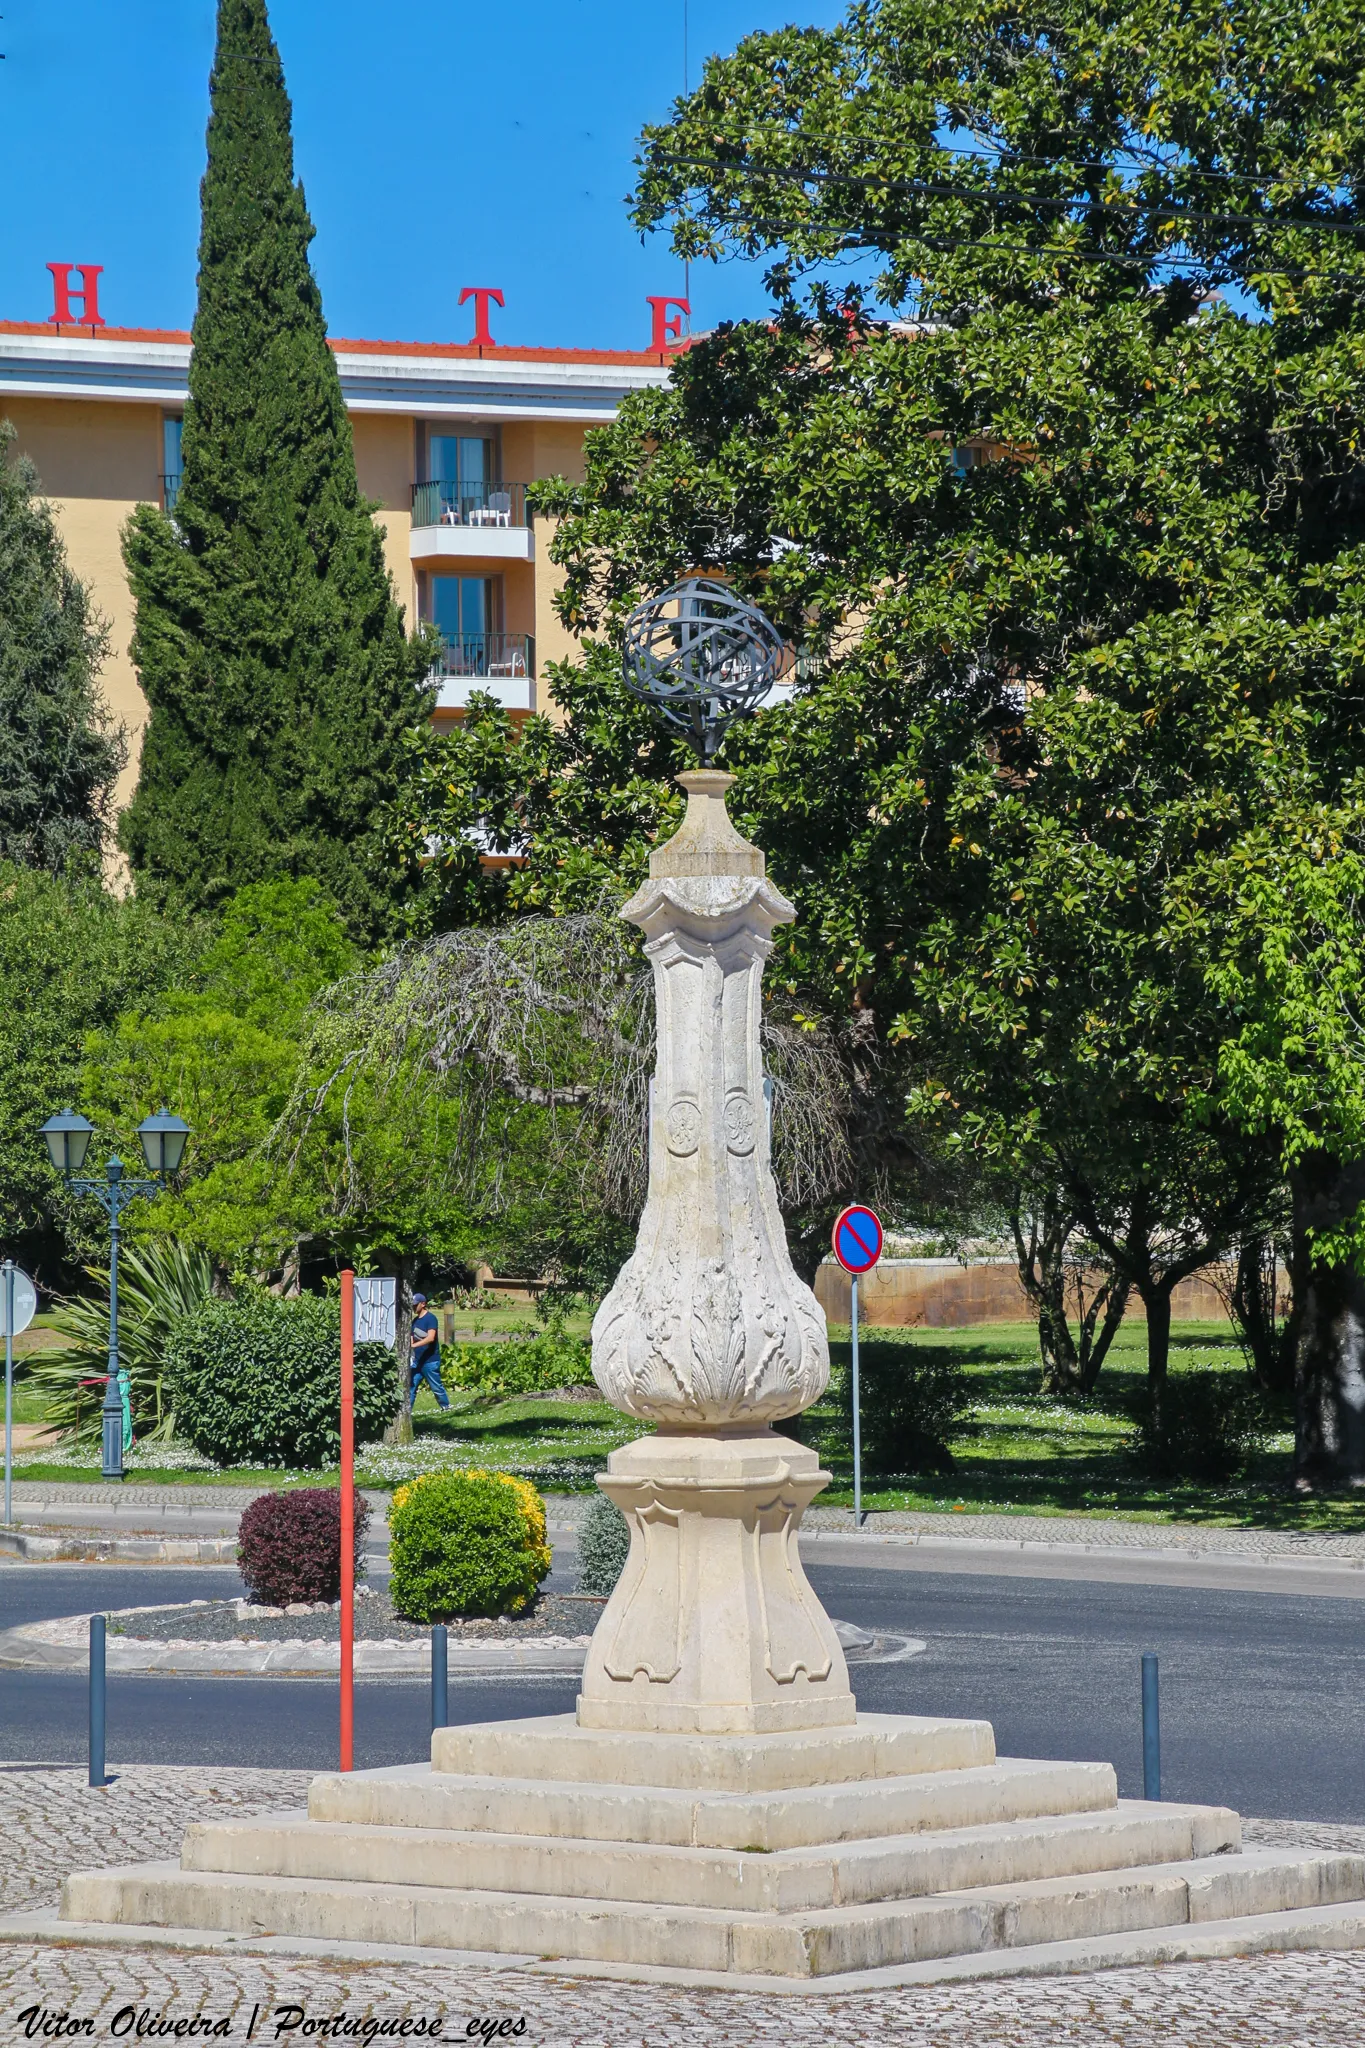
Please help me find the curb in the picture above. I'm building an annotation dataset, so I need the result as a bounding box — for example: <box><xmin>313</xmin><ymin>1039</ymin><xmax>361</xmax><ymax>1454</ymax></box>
<box><xmin>0</xmin><ymin>1614</ymin><xmax>912</xmax><ymax>1679</ymax></box>
<box><xmin>0</xmin><ymin>1531</ymin><xmax>241</xmax><ymax>1565</ymax></box>
<box><xmin>798</xmin><ymin>1528</ymin><xmax>1365</xmax><ymax>1578</ymax></box>
<box><xmin>0</xmin><ymin>1623</ymin><xmax>589</xmax><ymax>1677</ymax></box>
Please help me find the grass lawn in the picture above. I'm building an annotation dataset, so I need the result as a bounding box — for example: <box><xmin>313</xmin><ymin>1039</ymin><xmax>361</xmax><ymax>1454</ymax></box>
<box><xmin>808</xmin><ymin>1319</ymin><xmax>1365</xmax><ymax>1534</ymax></box>
<box><xmin>15</xmin><ymin>1314</ymin><xmax>1365</xmax><ymax>1534</ymax></box>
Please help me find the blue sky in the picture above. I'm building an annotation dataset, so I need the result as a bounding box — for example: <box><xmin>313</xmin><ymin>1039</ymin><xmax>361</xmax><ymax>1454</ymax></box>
<box><xmin>1</xmin><ymin>1</ymin><xmax>849</xmax><ymax>351</ymax></box>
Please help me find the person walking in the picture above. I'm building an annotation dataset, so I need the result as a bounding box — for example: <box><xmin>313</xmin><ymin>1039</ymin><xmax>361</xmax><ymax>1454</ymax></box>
<box><xmin>408</xmin><ymin>1292</ymin><xmax>450</xmax><ymax>1411</ymax></box>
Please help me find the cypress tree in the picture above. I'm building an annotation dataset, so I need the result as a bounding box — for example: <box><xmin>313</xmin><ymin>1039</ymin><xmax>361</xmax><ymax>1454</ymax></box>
<box><xmin>120</xmin><ymin>0</ymin><xmax>432</xmax><ymax>940</ymax></box>
<box><xmin>0</xmin><ymin>423</ymin><xmax>124</xmax><ymax>872</ymax></box>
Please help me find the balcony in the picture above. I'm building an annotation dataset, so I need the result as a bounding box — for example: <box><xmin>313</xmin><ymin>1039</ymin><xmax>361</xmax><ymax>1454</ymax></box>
<box><xmin>430</xmin><ymin>633</ymin><xmax>536</xmax><ymax>712</ymax></box>
<box><xmin>410</xmin><ymin>480</ymin><xmax>534</xmax><ymax>563</ymax></box>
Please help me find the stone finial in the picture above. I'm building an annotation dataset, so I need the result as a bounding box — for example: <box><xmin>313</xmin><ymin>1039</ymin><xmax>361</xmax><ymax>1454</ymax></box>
<box><xmin>649</xmin><ymin>771</ymin><xmax>765</xmax><ymax>879</ymax></box>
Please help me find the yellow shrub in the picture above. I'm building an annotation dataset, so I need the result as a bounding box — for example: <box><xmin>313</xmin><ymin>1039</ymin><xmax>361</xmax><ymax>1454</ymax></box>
<box><xmin>391</xmin><ymin>1467</ymin><xmax>552</xmax><ymax>1580</ymax></box>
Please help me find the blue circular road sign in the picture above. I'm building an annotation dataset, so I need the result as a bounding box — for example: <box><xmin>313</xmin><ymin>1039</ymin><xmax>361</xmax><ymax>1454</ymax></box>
<box><xmin>832</xmin><ymin>1205</ymin><xmax>883</xmax><ymax>1275</ymax></box>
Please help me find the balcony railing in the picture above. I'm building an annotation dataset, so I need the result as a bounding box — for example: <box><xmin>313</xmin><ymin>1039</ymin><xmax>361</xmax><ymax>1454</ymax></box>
<box><xmin>431</xmin><ymin>633</ymin><xmax>535</xmax><ymax>682</ymax></box>
<box><xmin>161</xmin><ymin>472</ymin><xmax>182</xmax><ymax>512</ymax></box>
<box><xmin>412</xmin><ymin>479</ymin><xmax>528</xmax><ymax>530</ymax></box>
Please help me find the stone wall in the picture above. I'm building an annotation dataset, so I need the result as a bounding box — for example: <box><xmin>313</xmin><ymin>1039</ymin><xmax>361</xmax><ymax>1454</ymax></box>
<box><xmin>813</xmin><ymin>1258</ymin><xmax>1232</xmax><ymax>1329</ymax></box>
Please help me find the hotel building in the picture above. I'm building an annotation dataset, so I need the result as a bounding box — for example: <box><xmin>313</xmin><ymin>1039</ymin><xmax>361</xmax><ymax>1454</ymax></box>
<box><xmin>0</xmin><ymin>305</ymin><xmax>680</xmax><ymax>809</ymax></box>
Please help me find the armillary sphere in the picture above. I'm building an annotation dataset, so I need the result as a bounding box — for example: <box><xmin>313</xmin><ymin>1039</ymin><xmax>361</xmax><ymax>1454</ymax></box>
<box><xmin>622</xmin><ymin>578</ymin><xmax>785</xmax><ymax>760</ymax></box>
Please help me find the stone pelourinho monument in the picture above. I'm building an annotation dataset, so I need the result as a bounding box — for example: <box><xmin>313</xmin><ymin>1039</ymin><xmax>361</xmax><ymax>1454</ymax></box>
<box><xmin>46</xmin><ymin>586</ymin><xmax>1365</xmax><ymax>1982</ymax></box>
<box><xmin>580</xmin><ymin>765</ymin><xmax>854</xmax><ymax>1734</ymax></box>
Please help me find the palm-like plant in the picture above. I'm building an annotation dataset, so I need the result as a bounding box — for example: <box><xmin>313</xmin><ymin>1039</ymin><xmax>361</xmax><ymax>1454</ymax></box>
<box><xmin>27</xmin><ymin>1242</ymin><xmax>217</xmax><ymax>1446</ymax></box>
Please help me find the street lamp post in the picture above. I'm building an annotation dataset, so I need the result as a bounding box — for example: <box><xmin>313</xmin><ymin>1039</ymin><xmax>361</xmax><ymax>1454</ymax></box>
<box><xmin>40</xmin><ymin>1108</ymin><xmax>191</xmax><ymax>1483</ymax></box>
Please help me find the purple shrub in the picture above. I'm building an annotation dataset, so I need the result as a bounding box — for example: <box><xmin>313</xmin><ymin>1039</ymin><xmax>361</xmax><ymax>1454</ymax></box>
<box><xmin>237</xmin><ymin>1487</ymin><xmax>371</xmax><ymax>1607</ymax></box>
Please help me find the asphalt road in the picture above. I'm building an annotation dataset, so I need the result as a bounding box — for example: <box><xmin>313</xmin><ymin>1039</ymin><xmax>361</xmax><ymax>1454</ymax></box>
<box><xmin>804</xmin><ymin>1561</ymin><xmax>1365</xmax><ymax>1823</ymax></box>
<box><xmin>1</xmin><ymin>1552</ymin><xmax>1361</xmax><ymax>1818</ymax></box>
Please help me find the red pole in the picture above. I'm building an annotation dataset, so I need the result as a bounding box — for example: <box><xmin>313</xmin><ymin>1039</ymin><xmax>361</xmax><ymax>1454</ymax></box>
<box><xmin>340</xmin><ymin>1268</ymin><xmax>355</xmax><ymax>1773</ymax></box>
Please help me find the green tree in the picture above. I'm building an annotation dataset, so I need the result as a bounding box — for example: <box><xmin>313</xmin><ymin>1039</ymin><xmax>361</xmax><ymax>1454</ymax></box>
<box><xmin>394</xmin><ymin>0</ymin><xmax>1365</xmax><ymax>1470</ymax></box>
<box><xmin>82</xmin><ymin>880</ymin><xmax>360</xmax><ymax>1280</ymax></box>
<box><xmin>84</xmin><ymin>881</ymin><xmax>485</xmax><ymax>1346</ymax></box>
<box><xmin>0</xmin><ymin>866</ymin><xmax>186</xmax><ymax>1289</ymax></box>
<box><xmin>0</xmin><ymin>423</ymin><xmax>124</xmax><ymax>872</ymax></box>
<box><xmin>118</xmin><ymin>0</ymin><xmax>434</xmax><ymax>943</ymax></box>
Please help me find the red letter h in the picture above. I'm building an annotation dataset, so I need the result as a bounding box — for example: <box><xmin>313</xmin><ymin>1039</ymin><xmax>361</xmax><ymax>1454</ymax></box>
<box><xmin>48</xmin><ymin>264</ymin><xmax>105</xmax><ymax>329</ymax></box>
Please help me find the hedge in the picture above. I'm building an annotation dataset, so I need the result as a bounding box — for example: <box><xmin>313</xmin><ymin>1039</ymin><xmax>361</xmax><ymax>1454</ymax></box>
<box><xmin>577</xmin><ymin>1489</ymin><xmax>631</xmax><ymax>1595</ymax></box>
<box><xmin>167</xmin><ymin>1294</ymin><xmax>399</xmax><ymax>1470</ymax></box>
<box><xmin>445</xmin><ymin>1331</ymin><xmax>595</xmax><ymax>1399</ymax></box>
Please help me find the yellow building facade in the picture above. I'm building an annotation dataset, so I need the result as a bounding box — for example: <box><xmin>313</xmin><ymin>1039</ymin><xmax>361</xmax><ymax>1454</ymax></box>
<box><xmin>0</xmin><ymin>318</ymin><xmax>674</xmax><ymax>810</ymax></box>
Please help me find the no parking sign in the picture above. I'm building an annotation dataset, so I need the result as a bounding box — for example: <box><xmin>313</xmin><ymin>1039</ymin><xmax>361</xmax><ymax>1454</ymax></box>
<box><xmin>832</xmin><ymin>1204</ymin><xmax>883</xmax><ymax>1275</ymax></box>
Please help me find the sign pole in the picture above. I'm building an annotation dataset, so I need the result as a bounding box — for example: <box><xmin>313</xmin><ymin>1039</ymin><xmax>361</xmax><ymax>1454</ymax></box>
<box><xmin>340</xmin><ymin>1268</ymin><xmax>355</xmax><ymax>1774</ymax></box>
<box><xmin>4</xmin><ymin>1261</ymin><xmax>13</xmax><ymax>1528</ymax></box>
<box><xmin>831</xmin><ymin>1205</ymin><xmax>883</xmax><ymax>1534</ymax></box>
<box><xmin>851</xmin><ymin>1269</ymin><xmax>862</xmax><ymax>1530</ymax></box>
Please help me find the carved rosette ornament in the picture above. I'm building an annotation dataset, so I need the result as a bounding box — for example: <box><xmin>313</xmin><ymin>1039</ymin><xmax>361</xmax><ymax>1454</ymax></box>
<box><xmin>580</xmin><ymin>771</ymin><xmax>855</xmax><ymax>1734</ymax></box>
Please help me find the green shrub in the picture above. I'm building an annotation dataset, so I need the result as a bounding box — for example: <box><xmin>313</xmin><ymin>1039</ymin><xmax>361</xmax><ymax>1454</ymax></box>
<box><xmin>388</xmin><ymin>1469</ymin><xmax>552</xmax><ymax>1622</ymax></box>
<box><xmin>1132</xmin><ymin>1370</ymin><xmax>1269</xmax><ymax>1482</ymax></box>
<box><xmin>577</xmin><ymin>1489</ymin><xmax>631</xmax><ymax>1595</ymax></box>
<box><xmin>167</xmin><ymin>1295</ymin><xmax>398</xmax><ymax>1470</ymax></box>
<box><xmin>446</xmin><ymin>1331</ymin><xmax>594</xmax><ymax>1398</ymax></box>
<box><xmin>827</xmin><ymin>1342</ymin><xmax>974</xmax><ymax>1476</ymax></box>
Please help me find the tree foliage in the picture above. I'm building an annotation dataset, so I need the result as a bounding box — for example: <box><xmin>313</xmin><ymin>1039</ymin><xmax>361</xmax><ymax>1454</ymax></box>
<box><xmin>393</xmin><ymin>0</ymin><xmax>1365</xmax><ymax>1474</ymax></box>
<box><xmin>82</xmin><ymin>880</ymin><xmax>360</xmax><ymax>1280</ymax></box>
<box><xmin>118</xmin><ymin>0</ymin><xmax>434</xmax><ymax>941</ymax></box>
<box><xmin>0</xmin><ymin>423</ymin><xmax>124</xmax><ymax>873</ymax></box>
<box><xmin>0</xmin><ymin>864</ymin><xmax>187</xmax><ymax>1289</ymax></box>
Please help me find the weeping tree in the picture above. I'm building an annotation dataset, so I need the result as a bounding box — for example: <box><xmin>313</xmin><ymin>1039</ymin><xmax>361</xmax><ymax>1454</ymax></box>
<box><xmin>275</xmin><ymin>906</ymin><xmax>855</xmax><ymax>1336</ymax></box>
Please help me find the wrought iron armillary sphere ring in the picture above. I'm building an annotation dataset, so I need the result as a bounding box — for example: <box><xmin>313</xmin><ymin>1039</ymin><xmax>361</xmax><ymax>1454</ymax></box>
<box><xmin>622</xmin><ymin>578</ymin><xmax>785</xmax><ymax>761</ymax></box>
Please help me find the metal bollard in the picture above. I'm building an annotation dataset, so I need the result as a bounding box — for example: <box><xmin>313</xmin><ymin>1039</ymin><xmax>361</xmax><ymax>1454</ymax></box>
<box><xmin>1142</xmin><ymin>1651</ymin><xmax>1160</xmax><ymax>1801</ymax></box>
<box><xmin>431</xmin><ymin>1624</ymin><xmax>448</xmax><ymax>1733</ymax></box>
<box><xmin>89</xmin><ymin>1615</ymin><xmax>107</xmax><ymax>1788</ymax></box>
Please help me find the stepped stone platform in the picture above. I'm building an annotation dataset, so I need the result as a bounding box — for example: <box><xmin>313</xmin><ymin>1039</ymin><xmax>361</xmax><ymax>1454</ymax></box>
<box><xmin>57</xmin><ymin>1711</ymin><xmax>1365</xmax><ymax>1985</ymax></box>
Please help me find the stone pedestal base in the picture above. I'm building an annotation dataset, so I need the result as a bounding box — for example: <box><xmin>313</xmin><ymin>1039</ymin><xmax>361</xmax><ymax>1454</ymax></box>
<box><xmin>576</xmin><ymin>1428</ymin><xmax>855</xmax><ymax>1734</ymax></box>
<box><xmin>62</xmin><ymin>1714</ymin><xmax>1365</xmax><ymax>1982</ymax></box>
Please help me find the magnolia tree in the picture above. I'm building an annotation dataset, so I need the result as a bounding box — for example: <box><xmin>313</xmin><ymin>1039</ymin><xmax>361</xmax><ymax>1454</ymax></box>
<box><xmin>392</xmin><ymin>0</ymin><xmax>1365</xmax><ymax>1480</ymax></box>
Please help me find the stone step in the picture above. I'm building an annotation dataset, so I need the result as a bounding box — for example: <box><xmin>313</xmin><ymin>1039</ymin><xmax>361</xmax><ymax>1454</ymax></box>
<box><xmin>307</xmin><ymin>1756</ymin><xmax>1119</xmax><ymax>1852</ymax></box>
<box><xmin>61</xmin><ymin>1845</ymin><xmax>1365</xmax><ymax>1978</ymax></box>
<box><xmin>180</xmin><ymin>1799</ymin><xmax>1240</xmax><ymax>1913</ymax></box>
<box><xmin>430</xmin><ymin>1709</ymin><xmax>995</xmax><ymax>1791</ymax></box>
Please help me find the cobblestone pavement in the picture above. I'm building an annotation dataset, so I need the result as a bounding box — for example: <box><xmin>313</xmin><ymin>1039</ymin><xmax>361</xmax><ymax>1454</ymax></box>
<box><xmin>6</xmin><ymin>1940</ymin><xmax>1365</xmax><ymax>2044</ymax></box>
<box><xmin>6</xmin><ymin>1767</ymin><xmax>1365</xmax><ymax>2042</ymax></box>
<box><xmin>798</xmin><ymin>1504</ymin><xmax>1365</xmax><ymax>1560</ymax></box>
<box><xmin>0</xmin><ymin>1764</ymin><xmax>315</xmax><ymax>1916</ymax></box>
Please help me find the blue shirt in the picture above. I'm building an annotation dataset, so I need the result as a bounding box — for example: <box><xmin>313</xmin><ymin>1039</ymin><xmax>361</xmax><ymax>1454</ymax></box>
<box><xmin>411</xmin><ymin>1310</ymin><xmax>440</xmax><ymax>1363</ymax></box>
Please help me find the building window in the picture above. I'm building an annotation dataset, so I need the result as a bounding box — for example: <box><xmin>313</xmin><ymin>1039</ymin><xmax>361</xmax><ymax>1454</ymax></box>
<box><xmin>431</xmin><ymin>574</ymin><xmax>498</xmax><ymax>643</ymax></box>
<box><xmin>424</xmin><ymin>574</ymin><xmax>531</xmax><ymax>681</ymax></box>
<box><xmin>162</xmin><ymin>416</ymin><xmax>183</xmax><ymax>510</ymax></box>
<box><xmin>429</xmin><ymin>434</ymin><xmax>494</xmax><ymax>489</ymax></box>
<box><xmin>417</xmin><ymin>429</ymin><xmax>504</xmax><ymax>523</ymax></box>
